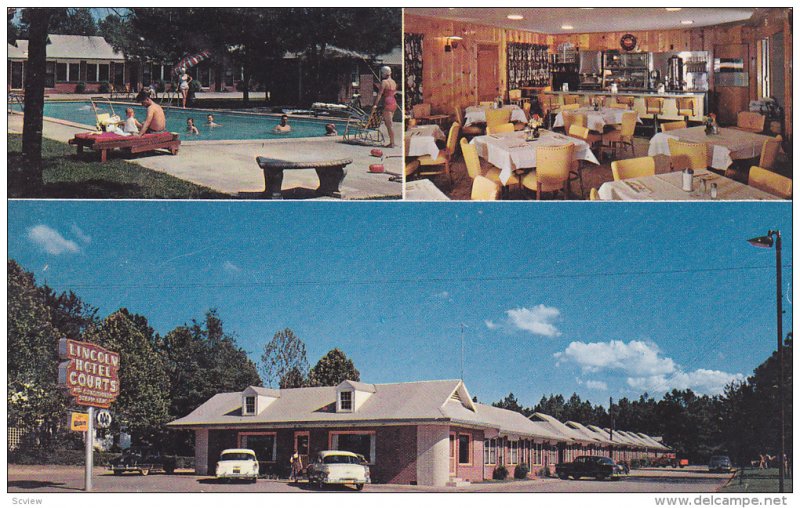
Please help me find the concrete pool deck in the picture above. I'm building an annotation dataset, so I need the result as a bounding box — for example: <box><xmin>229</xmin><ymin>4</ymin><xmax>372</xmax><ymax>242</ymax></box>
<box><xmin>8</xmin><ymin>112</ymin><xmax>403</xmax><ymax>200</ymax></box>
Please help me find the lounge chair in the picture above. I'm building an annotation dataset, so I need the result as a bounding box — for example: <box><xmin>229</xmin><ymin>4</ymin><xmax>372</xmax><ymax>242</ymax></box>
<box><xmin>68</xmin><ymin>131</ymin><xmax>181</xmax><ymax>162</ymax></box>
<box><xmin>342</xmin><ymin>105</ymin><xmax>385</xmax><ymax>146</ymax></box>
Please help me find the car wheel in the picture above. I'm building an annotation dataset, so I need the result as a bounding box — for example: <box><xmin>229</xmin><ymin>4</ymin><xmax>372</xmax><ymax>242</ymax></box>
<box><xmin>558</xmin><ymin>473</ymin><xmax>568</xmax><ymax>480</ymax></box>
<box><xmin>140</xmin><ymin>468</ymin><xmax>150</xmax><ymax>476</ymax></box>
<box><xmin>165</xmin><ymin>467</ymin><xmax>175</xmax><ymax>474</ymax></box>
<box><xmin>356</xmin><ymin>483</ymin><xmax>364</xmax><ymax>491</ymax></box>
<box><xmin>596</xmin><ymin>473</ymin><xmax>607</xmax><ymax>481</ymax></box>
<box><xmin>113</xmin><ymin>470</ymin><xmax>123</xmax><ymax>476</ymax></box>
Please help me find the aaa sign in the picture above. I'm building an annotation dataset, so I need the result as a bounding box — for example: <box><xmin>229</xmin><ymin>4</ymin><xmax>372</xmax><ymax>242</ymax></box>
<box><xmin>58</xmin><ymin>338</ymin><xmax>120</xmax><ymax>408</ymax></box>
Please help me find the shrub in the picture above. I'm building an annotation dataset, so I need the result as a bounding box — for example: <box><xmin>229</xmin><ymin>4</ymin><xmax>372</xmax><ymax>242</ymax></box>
<box><xmin>492</xmin><ymin>465</ymin><xmax>509</xmax><ymax>480</ymax></box>
<box><xmin>514</xmin><ymin>463</ymin><xmax>530</xmax><ymax>479</ymax></box>
<box><xmin>630</xmin><ymin>459</ymin><xmax>641</xmax><ymax>470</ymax></box>
<box><xmin>75</xmin><ymin>82</ymin><xmax>86</xmax><ymax>93</ymax></box>
<box><xmin>98</xmin><ymin>81</ymin><xmax>111</xmax><ymax>93</ymax></box>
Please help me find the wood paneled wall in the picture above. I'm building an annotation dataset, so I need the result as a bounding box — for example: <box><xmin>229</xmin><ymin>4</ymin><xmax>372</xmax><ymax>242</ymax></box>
<box><xmin>406</xmin><ymin>9</ymin><xmax>791</xmax><ymax>137</ymax></box>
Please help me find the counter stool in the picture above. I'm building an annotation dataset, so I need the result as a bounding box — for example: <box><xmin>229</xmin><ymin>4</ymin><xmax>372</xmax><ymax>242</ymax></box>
<box><xmin>677</xmin><ymin>97</ymin><xmax>695</xmax><ymax>125</ymax></box>
<box><xmin>645</xmin><ymin>97</ymin><xmax>665</xmax><ymax>136</ymax></box>
<box><xmin>564</xmin><ymin>95</ymin><xmax>580</xmax><ymax>106</ymax></box>
<box><xmin>616</xmin><ymin>96</ymin><xmax>635</xmax><ymax>109</ymax></box>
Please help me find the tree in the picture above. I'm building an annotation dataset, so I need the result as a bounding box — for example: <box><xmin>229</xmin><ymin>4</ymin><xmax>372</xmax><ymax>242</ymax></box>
<box><xmin>307</xmin><ymin>348</ymin><xmax>360</xmax><ymax>387</ymax></box>
<box><xmin>48</xmin><ymin>8</ymin><xmax>96</xmax><ymax>35</ymax></box>
<box><xmin>534</xmin><ymin>394</ymin><xmax>567</xmax><ymax>421</ymax></box>
<box><xmin>20</xmin><ymin>8</ymin><xmax>51</xmax><ymax>187</ymax></box>
<box><xmin>280</xmin><ymin>367</ymin><xmax>306</xmax><ymax>389</ymax></box>
<box><xmin>260</xmin><ymin>328</ymin><xmax>309</xmax><ymax>388</ymax></box>
<box><xmin>492</xmin><ymin>392</ymin><xmax>527</xmax><ymax>415</ymax></box>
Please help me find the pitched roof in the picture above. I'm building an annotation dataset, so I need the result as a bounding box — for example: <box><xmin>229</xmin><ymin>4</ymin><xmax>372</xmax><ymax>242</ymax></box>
<box><xmin>8</xmin><ymin>35</ymin><xmax>124</xmax><ymax>61</ymax></box>
<box><xmin>565</xmin><ymin>420</ymin><xmax>613</xmax><ymax>444</ymax></box>
<box><xmin>530</xmin><ymin>413</ymin><xmax>592</xmax><ymax>443</ymax></box>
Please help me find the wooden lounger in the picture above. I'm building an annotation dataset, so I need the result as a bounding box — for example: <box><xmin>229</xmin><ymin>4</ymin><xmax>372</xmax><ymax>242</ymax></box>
<box><xmin>68</xmin><ymin>131</ymin><xmax>181</xmax><ymax>162</ymax></box>
<box><xmin>256</xmin><ymin>156</ymin><xmax>353</xmax><ymax>199</ymax></box>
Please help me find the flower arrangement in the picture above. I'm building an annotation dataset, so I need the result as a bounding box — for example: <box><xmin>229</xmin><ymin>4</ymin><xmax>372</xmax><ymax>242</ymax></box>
<box><xmin>705</xmin><ymin>113</ymin><xmax>718</xmax><ymax>134</ymax></box>
<box><xmin>527</xmin><ymin>115</ymin><xmax>542</xmax><ymax>140</ymax></box>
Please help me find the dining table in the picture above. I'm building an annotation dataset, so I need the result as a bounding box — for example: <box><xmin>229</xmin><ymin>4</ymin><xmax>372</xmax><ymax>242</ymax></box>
<box><xmin>648</xmin><ymin>126</ymin><xmax>774</xmax><ymax>171</ymax></box>
<box><xmin>552</xmin><ymin>107</ymin><xmax>642</xmax><ymax>132</ymax></box>
<box><xmin>470</xmin><ymin>130</ymin><xmax>600</xmax><ymax>185</ymax></box>
<box><xmin>597</xmin><ymin>168</ymin><xmax>781</xmax><ymax>201</ymax></box>
<box><xmin>464</xmin><ymin>104</ymin><xmax>528</xmax><ymax>126</ymax></box>
<box><xmin>405</xmin><ymin>124</ymin><xmax>446</xmax><ymax>159</ymax></box>
<box><xmin>405</xmin><ymin>178</ymin><xmax>451</xmax><ymax>201</ymax></box>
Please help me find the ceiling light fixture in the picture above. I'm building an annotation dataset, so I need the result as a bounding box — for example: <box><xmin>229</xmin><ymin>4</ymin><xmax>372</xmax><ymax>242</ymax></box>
<box><xmin>681</xmin><ymin>20</ymin><xmax>694</xmax><ymax>25</ymax></box>
<box><xmin>507</xmin><ymin>14</ymin><xmax>524</xmax><ymax>20</ymax></box>
<box><xmin>561</xmin><ymin>24</ymin><xmax>574</xmax><ymax>30</ymax></box>
<box><xmin>665</xmin><ymin>8</ymin><xmax>683</xmax><ymax>11</ymax></box>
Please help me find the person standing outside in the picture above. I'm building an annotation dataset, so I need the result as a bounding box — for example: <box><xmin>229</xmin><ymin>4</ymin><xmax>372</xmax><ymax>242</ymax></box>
<box><xmin>372</xmin><ymin>66</ymin><xmax>397</xmax><ymax>149</ymax></box>
<box><xmin>179</xmin><ymin>67</ymin><xmax>192</xmax><ymax>109</ymax></box>
<box><xmin>290</xmin><ymin>449</ymin><xmax>303</xmax><ymax>482</ymax></box>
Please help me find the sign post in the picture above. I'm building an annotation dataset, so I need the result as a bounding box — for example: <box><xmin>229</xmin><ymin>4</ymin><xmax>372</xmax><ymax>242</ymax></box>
<box><xmin>57</xmin><ymin>338</ymin><xmax>121</xmax><ymax>493</ymax></box>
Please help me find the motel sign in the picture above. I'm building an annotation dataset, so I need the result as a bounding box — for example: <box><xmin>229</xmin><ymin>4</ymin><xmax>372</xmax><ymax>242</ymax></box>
<box><xmin>57</xmin><ymin>338</ymin><xmax>120</xmax><ymax>408</ymax></box>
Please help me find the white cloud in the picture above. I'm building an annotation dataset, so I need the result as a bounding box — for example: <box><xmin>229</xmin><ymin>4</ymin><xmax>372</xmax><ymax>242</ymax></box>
<box><xmin>70</xmin><ymin>225</ymin><xmax>91</xmax><ymax>244</ymax></box>
<box><xmin>505</xmin><ymin>304</ymin><xmax>562</xmax><ymax>337</ymax></box>
<box><xmin>554</xmin><ymin>340</ymin><xmax>674</xmax><ymax>376</ymax></box>
<box><xmin>585</xmin><ymin>380</ymin><xmax>608</xmax><ymax>390</ymax></box>
<box><xmin>484</xmin><ymin>320</ymin><xmax>499</xmax><ymax>330</ymax></box>
<box><xmin>27</xmin><ymin>225</ymin><xmax>80</xmax><ymax>255</ymax></box>
<box><xmin>627</xmin><ymin>369</ymin><xmax>745</xmax><ymax>396</ymax></box>
<box><xmin>223</xmin><ymin>261</ymin><xmax>241</xmax><ymax>273</ymax></box>
<box><xmin>433</xmin><ymin>291</ymin><xmax>450</xmax><ymax>299</ymax></box>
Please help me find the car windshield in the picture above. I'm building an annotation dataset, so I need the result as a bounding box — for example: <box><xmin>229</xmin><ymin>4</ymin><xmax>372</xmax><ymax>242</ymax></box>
<box><xmin>598</xmin><ymin>457</ymin><xmax>614</xmax><ymax>465</ymax></box>
<box><xmin>323</xmin><ymin>454</ymin><xmax>359</xmax><ymax>464</ymax></box>
<box><xmin>220</xmin><ymin>453</ymin><xmax>255</xmax><ymax>461</ymax></box>
<box><xmin>711</xmin><ymin>456</ymin><xmax>730</xmax><ymax>462</ymax></box>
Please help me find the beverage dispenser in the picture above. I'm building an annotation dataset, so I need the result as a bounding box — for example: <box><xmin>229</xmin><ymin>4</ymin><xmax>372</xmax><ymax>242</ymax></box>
<box><xmin>666</xmin><ymin>55</ymin><xmax>684</xmax><ymax>91</ymax></box>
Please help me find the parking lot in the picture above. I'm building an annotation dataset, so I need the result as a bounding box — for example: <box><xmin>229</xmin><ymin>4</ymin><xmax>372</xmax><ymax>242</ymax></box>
<box><xmin>8</xmin><ymin>465</ymin><xmax>734</xmax><ymax>493</ymax></box>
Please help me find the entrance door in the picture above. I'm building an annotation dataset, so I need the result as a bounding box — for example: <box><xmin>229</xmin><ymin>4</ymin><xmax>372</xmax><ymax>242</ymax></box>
<box><xmin>449</xmin><ymin>433</ymin><xmax>456</xmax><ymax>476</ymax></box>
<box><xmin>294</xmin><ymin>431</ymin><xmax>310</xmax><ymax>470</ymax></box>
<box><xmin>477</xmin><ymin>44</ymin><xmax>500</xmax><ymax>102</ymax></box>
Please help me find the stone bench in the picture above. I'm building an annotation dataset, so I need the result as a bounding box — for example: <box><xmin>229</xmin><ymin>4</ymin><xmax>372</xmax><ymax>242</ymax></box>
<box><xmin>256</xmin><ymin>156</ymin><xmax>353</xmax><ymax>199</ymax></box>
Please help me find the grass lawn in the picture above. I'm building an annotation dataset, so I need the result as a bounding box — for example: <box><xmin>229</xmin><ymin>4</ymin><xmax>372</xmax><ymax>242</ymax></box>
<box><xmin>720</xmin><ymin>468</ymin><xmax>793</xmax><ymax>493</ymax></box>
<box><xmin>7</xmin><ymin>134</ymin><xmax>230</xmax><ymax>199</ymax></box>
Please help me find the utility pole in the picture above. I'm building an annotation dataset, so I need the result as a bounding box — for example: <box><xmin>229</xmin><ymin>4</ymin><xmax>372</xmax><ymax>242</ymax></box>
<box><xmin>460</xmin><ymin>323</ymin><xmax>468</xmax><ymax>381</ymax></box>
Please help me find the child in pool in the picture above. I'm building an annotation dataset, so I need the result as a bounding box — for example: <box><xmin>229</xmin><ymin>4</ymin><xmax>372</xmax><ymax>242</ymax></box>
<box><xmin>207</xmin><ymin>114</ymin><xmax>221</xmax><ymax>127</ymax></box>
<box><xmin>187</xmin><ymin>118</ymin><xmax>200</xmax><ymax>135</ymax></box>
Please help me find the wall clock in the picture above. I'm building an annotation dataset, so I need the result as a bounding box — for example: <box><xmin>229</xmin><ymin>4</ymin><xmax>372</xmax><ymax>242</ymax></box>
<box><xmin>620</xmin><ymin>33</ymin><xmax>637</xmax><ymax>52</ymax></box>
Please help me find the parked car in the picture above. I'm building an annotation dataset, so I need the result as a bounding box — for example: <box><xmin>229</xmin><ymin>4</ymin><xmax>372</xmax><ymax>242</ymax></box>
<box><xmin>215</xmin><ymin>448</ymin><xmax>259</xmax><ymax>482</ymax></box>
<box><xmin>708</xmin><ymin>455</ymin><xmax>733</xmax><ymax>473</ymax></box>
<box><xmin>307</xmin><ymin>450</ymin><xmax>371</xmax><ymax>490</ymax></box>
<box><xmin>556</xmin><ymin>455</ymin><xmax>625</xmax><ymax>481</ymax></box>
<box><xmin>109</xmin><ymin>447</ymin><xmax>177</xmax><ymax>476</ymax></box>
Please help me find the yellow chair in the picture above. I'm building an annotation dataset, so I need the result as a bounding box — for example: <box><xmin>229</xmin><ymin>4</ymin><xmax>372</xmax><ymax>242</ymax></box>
<box><xmin>521</xmin><ymin>143</ymin><xmax>574</xmax><ymax>200</ymax></box>
<box><xmin>567</xmin><ymin>124</ymin><xmax>599</xmax><ymax>198</ymax></box>
<box><xmin>645</xmin><ymin>97</ymin><xmax>665</xmax><ymax>135</ymax></box>
<box><xmin>736</xmin><ymin>111</ymin><xmax>766</xmax><ymax>133</ymax></box>
<box><xmin>418</xmin><ymin>122</ymin><xmax>460</xmax><ymax>183</ymax></box>
<box><xmin>561</xmin><ymin>103</ymin><xmax>580</xmax><ymax>111</ymax></box>
<box><xmin>748</xmin><ymin>165</ymin><xmax>792</xmax><ymax>199</ymax></box>
<box><xmin>616</xmin><ymin>96</ymin><xmax>635</xmax><ymax>108</ymax></box>
<box><xmin>515</xmin><ymin>102</ymin><xmax>532</xmax><ymax>131</ymax></box>
<box><xmin>611</xmin><ymin>156</ymin><xmax>656</xmax><ymax>181</ymax></box>
<box><xmin>486</xmin><ymin>108</ymin><xmax>512</xmax><ymax>129</ymax></box>
<box><xmin>603</xmin><ymin>111</ymin><xmax>638</xmax><ymax>158</ymax></box>
<box><xmin>471</xmin><ymin>175</ymin><xmax>501</xmax><ymax>200</ymax></box>
<box><xmin>609</xmin><ymin>103</ymin><xmax>629</xmax><ymax>110</ymax></box>
<box><xmin>508</xmin><ymin>89</ymin><xmax>524</xmax><ymax>106</ymax></box>
<box><xmin>589</xmin><ymin>188</ymin><xmax>600</xmax><ymax>201</ymax></box>
<box><xmin>759</xmin><ymin>135</ymin><xmax>783</xmax><ymax>170</ymax></box>
<box><xmin>562</xmin><ymin>111</ymin><xmax>586</xmax><ymax>136</ymax></box>
<box><xmin>564</xmin><ymin>95</ymin><xmax>581</xmax><ymax>106</ymax></box>
<box><xmin>454</xmin><ymin>105</ymin><xmax>484</xmax><ymax>137</ymax></box>
<box><xmin>487</xmin><ymin>123</ymin><xmax>515</xmax><ymax>135</ymax></box>
<box><xmin>661</xmin><ymin>121</ymin><xmax>687</xmax><ymax>132</ymax></box>
<box><xmin>479</xmin><ymin>101</ymin><xmax>495</xmax><ymax>108</ymax></box>
<box><xmin>404</xmin><ymin>159</ymin><xmax>420</xmax><ymax>179</ymax></box>
<box><xmin>668</xmin><ymin>138</ymin><xmax>707</xmax><ymax>171</ymax></box>
<box><xmin>677</xmin><ymin>97</ymin><xmax>695</xmax><ymax>123</ymax></box>
<box><xmin>460</xmin><ymin>138</ymin><xmax>518</xmax><ymax>189</ymax></box>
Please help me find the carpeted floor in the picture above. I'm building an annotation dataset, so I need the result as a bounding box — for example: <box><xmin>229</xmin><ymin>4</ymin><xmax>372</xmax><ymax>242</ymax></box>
<box><xmin>409</xmin><ymin>129</ymin><xmax>791</xmax><ymax>201</ymax></box>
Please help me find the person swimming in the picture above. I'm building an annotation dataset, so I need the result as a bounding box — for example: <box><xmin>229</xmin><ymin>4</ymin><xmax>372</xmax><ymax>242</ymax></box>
<box><xmin>325</xmin><ymin>123</ymin><xmax>338</xmax><ymax>136</ymax></box>
<box><xmin>372</xmin><ymin>66</ymin><xmax>397</xmax><ymax>148</ymax></box>
<box><xmin>207</xmin><ymin>114</ymin><xmax>221</xmax><ymax>127</ymax></box>
<box><xmin>187</xmin><ymin>117</ymin><xmax>199</xmax><ymax>135</ymax></box>
<box><xmin>273</xmin><ymin>115</ymin><xmax>291</xmax><ymax>133</ymax></box>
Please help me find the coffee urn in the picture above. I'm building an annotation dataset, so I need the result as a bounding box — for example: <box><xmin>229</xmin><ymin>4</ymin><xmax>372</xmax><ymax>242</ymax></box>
<box><xmin>667</xmin><ymin>55</ymin><xmax>684</xmax><ymax>91</ymax></box>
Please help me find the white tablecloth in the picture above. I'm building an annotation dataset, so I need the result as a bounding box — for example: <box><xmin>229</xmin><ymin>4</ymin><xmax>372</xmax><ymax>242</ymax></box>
<box><xmin>470</xmin><ymin>130</ymin><xmax>600</xmax><ymax>185</ymax></box>
<box><xmin>405</xmin><ymin>125</ymin><xmax>445</xmax><ymax>159</ymax></box>
<box><xmin>405</xmin><ymin>178</ymin><xmax>450</xmax><ymax>201</ymax></box>
<box><xmin>464</xmin><ymin>105</ymin><xmax>527</xmax><ymax>126</ymax></box>
<box><xmin>648</xmin><ymin>126</ymin><xmax>772</xmax><ymax>170</ymax></box>
<box><xmin>597</xmin><ymin>168</ymin><xmax>780</xmax><ymax>201</ymax></box>
<box><xmin>553</xmin><ymin>107</ymin><xmax>641</xmax><ymax>132</ymax></box>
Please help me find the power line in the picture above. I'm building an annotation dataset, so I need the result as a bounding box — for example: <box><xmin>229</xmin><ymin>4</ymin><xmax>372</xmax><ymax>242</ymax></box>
<box><xmin>48</xmin><ymin>264</ymin><xmax>792</xmax><ymax>291</ymax></box>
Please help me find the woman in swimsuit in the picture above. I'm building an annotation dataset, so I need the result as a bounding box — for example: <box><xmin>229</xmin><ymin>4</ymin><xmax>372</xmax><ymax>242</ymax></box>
<box><xmin>372</xmin><ymin>66</ymin><xmax>397</xmax><ymax>148</ymax></box>
<box><xmin>179</xmin><ymin>67</ymin><xmax>192</xmax><ymax>109</ymax></box>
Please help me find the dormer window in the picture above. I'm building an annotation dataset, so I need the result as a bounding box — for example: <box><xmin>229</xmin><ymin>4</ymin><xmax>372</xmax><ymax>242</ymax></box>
<box><xmin>339</xmin><ymin>391</ymin><xmax>353</xmax><ymax>411</ymax></box>
<box><xmin>244</xmin><ymin>396</ymin><xmax>256</xmax><ymax>415</ymax></box>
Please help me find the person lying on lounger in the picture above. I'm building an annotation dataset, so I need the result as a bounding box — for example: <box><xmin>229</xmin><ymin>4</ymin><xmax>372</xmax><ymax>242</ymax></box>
<box><xmin>136</xmin><ymin>91</ymin><xmax>166</xmax><ymax>135</ymax></box>
<box><xmin>273</xmin><ymin>115</ymin><xmax>291</xmax><ymax>133</ymax></box>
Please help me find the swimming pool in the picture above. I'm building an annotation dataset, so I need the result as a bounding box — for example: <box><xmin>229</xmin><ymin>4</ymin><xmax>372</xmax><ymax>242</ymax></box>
<box><xmin>13</xmin><ymin>101</ymin><xmax>348</xmax><ymax>141</ymax></box>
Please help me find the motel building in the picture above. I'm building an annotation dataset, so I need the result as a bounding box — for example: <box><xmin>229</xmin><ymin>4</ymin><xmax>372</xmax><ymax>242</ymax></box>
<box><xmin>168</xmin><ymin>379</ymin><xmax>670</xmax><ymax>487</ymax></box>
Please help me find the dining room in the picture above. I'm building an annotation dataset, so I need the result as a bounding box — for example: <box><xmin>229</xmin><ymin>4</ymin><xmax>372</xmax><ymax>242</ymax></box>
<box><xmin>403</xmin><ymin>7</ymin><xmax>792</xmax><ymax>201</ymax></box>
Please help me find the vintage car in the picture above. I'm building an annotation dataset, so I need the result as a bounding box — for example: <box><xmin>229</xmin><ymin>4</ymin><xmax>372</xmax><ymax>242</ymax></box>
<box><xmin>109</xmin><ymin>447</ymin><xmax>177</xmax><ymax>476</ymax></box>
<box><xmin>556</xmin><ymin>455</ymin><xmax>625</xmax><ymax>481</ymax></box>
<box><xmin>215</xmin><ymin>448</ymin><xmax>259</xmax><ymax>482</ymax></box>
<box><xmin>306</xmin><ymin>450</ymin><xmax>371</xmax><ymax>490</ymax></box>
<box><xmin>708</xmin><ymin>455</ymin><xmax>733</xmax><ymax>473</ymax></box>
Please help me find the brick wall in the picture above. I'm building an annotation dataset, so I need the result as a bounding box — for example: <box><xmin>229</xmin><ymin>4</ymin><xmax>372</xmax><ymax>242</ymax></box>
<box><xmin>450</xmin><ymin>426</ymin><xmax>485</xmax><ymax>483</ymax></box>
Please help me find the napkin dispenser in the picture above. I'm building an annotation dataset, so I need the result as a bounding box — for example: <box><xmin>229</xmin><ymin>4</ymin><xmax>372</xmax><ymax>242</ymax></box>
<box><xmin>682</xmin><ymin>169</ymin><xmax>694</xmax><ymax>192</ymax></box>
<box><xmin>610</xmin><ymin>83</ymin><xmax>618</xmax><ymax>94</ymax></box>
<box><xmin>562</xmin><ymin>82</ymin><xmax>569</xmax><ymax>92</ymax></box>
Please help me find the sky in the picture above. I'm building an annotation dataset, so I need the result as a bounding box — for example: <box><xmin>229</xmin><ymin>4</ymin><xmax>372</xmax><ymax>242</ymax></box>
<box><xmin>7</xmin><ymin>201</ymin><xmax>792</xmax><ymax>408</ymax></box>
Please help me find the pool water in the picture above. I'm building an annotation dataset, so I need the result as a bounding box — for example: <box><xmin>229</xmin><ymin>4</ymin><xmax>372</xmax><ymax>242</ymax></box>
<box><xmin>15</xmin><ymin>101</ymin><xmax>347</xmax><ymax>141</ymax></box>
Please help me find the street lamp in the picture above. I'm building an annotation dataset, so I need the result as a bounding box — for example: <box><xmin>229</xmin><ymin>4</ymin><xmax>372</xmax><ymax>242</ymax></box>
<box><xmin>747</xmin><ymin>229</ymin><xmax>784</xmax><ymax>493</ymax></box>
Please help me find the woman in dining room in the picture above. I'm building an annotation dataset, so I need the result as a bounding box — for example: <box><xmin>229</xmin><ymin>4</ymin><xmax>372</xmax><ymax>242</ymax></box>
<box><xmin>372</xmin><ymin>66</ymin><xmax>398</xmax><ymax>149</ymax></box>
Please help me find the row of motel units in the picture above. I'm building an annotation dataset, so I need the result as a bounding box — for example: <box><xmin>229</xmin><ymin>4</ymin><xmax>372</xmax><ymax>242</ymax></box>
<box><xmin>168</xmin><ymin>380</ymin><xmax>671</xmax><ymax>486</ymax></box>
